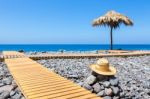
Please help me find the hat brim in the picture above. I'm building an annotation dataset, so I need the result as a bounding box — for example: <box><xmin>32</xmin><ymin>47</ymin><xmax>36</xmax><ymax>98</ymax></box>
<box><xmin>90</xmin><ymin>64</ymin><xmax>116</xmax><ymax>76</ymax></box>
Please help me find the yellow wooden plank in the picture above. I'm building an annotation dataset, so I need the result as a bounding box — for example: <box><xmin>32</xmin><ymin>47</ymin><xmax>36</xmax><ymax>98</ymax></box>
<box><xmin>20</xmin><ymin>81</ymin><xmax>73</xmax><ymax>89</ymax></box>
<box><xmin>26</xmin><ymin>86</ymin><xmax>79</xmax><ymax>96</ymax></box>
<box><xmin>24</xmin><ymin>84</ymin><xmax>79</xmax><ymax>93</ymax></box>
<box><xmin>29</xmin><ymin>88</ymin><xmax>86</xmax><ymax>99</ymax></box>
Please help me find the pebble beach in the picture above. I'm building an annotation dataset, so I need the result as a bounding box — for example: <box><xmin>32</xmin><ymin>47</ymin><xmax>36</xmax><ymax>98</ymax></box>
<box><xmin>0</xmin><ymin>51</ymin><xmax>150</xmax><ymax>99</ymax></box>
<box><xmin>37</xmin><ymin>55</ymin><xmax>150</xmax><ymax>99</ymax></box>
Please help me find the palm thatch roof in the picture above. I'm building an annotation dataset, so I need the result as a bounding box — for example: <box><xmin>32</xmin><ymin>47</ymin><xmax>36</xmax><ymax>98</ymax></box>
<box><xmin>92</xmin><ymin>11</ymin><xmax>133</xmax><ymax>28</ymax></box>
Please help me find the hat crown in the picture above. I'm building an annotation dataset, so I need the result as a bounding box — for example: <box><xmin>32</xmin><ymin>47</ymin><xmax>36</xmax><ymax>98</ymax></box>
<box><xmin>96</xmin><ymin>58</ymin><xmax>110</xmax><ymax>72</ymax></box>
<box><xmin>97</xmin><ymin>58</ymin><xmax>109</xmax><ymax>66</ymax></box>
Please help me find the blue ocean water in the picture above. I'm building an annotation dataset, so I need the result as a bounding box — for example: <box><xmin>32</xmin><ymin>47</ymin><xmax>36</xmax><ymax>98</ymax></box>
<box><xmin>0</xmin><ymin>44</ymin><xmax>150</xmax><ymax>52</ymax></box>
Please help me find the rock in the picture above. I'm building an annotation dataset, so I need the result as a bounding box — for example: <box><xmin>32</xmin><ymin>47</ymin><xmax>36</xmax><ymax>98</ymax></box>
<box><xmin>100</xmin><ymin>85</ymin><xmax>105</xmax><ymax>90</ymax></box>
<box><xmin>59</xmin><ymin>49</ymin><xmax>64</xmax><ymax>53</ymax></box>
<box><xmin>109</xmin><ymin>78</ymin><xmax>119</xmax><ymax>86</ymax></box>
<box><xmin>0</xmin><ymin>67</ymin><xmax>3</xmax><ymax>71</ymax></box>
<box><xmin>0</xmin><ymin>83</ymin><xmax>4</xmax><ymax>87</ymax></box>
<box><xmin>67</xmin><ymin>74</ymin><xmax>78</xmax><ymax>78</ymax></box>
<box><xmin>40</xmin><ymin>60</ymin><xmax>47</xmax><ymax>65</ymax></box>
<box><xmin>1</xmin><ymin>91</ymin><xmax>10</xmax><ymax>99</ymax></box>
<box><xmin>0</xmin><ymin>71</ymin><xmax>5</xmax><ymax>76</ymax></box>
<box><xmin>0</xmin><ymin>96</ymin><xmax>3</xmax><ymax>99</ymax></box>
<box><xmin>125</xmin><ymin>92</ymin><xmax>135</xmax><ymax>98</ymax></box>
<box><xmin>82</xmin><ymin>83</ymin><xmax>93</xmax><ymax>91</ymax></box>
<box><xmin>111</xmin><ymin>86</ymin><xmax>119</xmax><ymax>95</ymax></box>
<box><xmin>97</xmin><ymin>90</ymin><xmax>105</xmax><ymax>97</ymax></box>
<box><xmin>103</xmin><ymin>96</ymin><xmax>112</xmax><ymax>99</ymax></box>
<box><xmin>147</xmin><ymin>91</ymin><xmax>150</xmax><ymax>96</ymax></box>
<box><xmin>119</xmin><ymin>92</ymin><xmax>125</xmax><ymax>98</ymax></box>
<box><xmin>11</xmin><ymin>93</ymin><xmax>22</xmax><ymax>99</ymax></box>
<box><xmin>18</xmin><ymin>50</ymin><xmax>24</xmax><ymax>53</ymax></box>
<box><xmin>103</xmin><ymin>81</ymin><xmax>110</xmax><ymax>88</ymax></box>
<box><xmin>93</xmin><ymin>83</ymin><xmax>101</xmax><ymax>93</ymax></box>
<box><xmin>104</xmin><ymin>88</ymin><xmax>113</xmax><ymax>96</ymax></box>
<box><xmin>15</xmin><ymin>87</ymin><xmax>21</xmax><ymax>93</ymax></box>
<box><xmin>2</xmin><ymin>78</ymin><xmax>12</xmax><ymax>85</ymax></box>
<box><xmin>6</xmin><ymin>73</ymin><xmax>12</xmax><ymax>76</ymax></box>
<box><xmin>10</xmin><ymin>91</ymin><xmax>16</xmax><ymax>96</ymax></box>
<box><xmin>143</xmin><ymin>81</ymin><xmax>150</xmax><ymax>89</ymax></box>
<box><xmin>11</xmin><ymin>80</ymin><xmax>18</xmax><ymax>90</ymax></box>
<box><xmin>77</xmin><ymin>82</ymin><xmax>83</xmax><ymax>86</ymax></box>
<box><xmin>41</xmin><ymin>51</ymin><xmax>46</xmax><ymax>53</ymax></box>
<box><xmin>0</xmin><ymin>85</ymin><xmax>14</xmax><ymax>92</ymax></box>
<box><xmin>113</xmin><ymin>96</ymin><xmax>119</xmax><ymax>99</ymax></box>
<box><xmin>85</xmin><ymin>75</ymin><xmax>96</xmax><ymax>85</ymax></box>
<box><xmin>0</xmin><ymin>90</ymin><xmax>4</xmax><ymax>94</ymax></box>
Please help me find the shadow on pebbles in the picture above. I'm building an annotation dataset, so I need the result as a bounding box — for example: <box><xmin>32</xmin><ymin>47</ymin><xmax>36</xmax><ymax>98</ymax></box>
<box><xmin>38</xmin><ymin>56</ymin><xmax>150</xmax><ymax>99</ymax></box>
<box><xmin>0</xmin><ymin>62</ymin><xmax>25</xmax><ymax>99</ymax></box>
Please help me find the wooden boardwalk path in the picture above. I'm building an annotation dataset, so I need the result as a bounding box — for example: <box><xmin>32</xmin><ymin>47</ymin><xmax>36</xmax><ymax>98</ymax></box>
<box><xmin>28</xmin><ymin>51</ymin><xmax>150</xmax><ymax>60</ymax></box>
<box><xmin>3</xmin><ymin>51</ymin><xmax>101</xmax><ymax>99</ymax></box>
<box><xmin>1</xmin><ymin>50</ymin><xmax>150</xmax><ymax>61</ymax></box>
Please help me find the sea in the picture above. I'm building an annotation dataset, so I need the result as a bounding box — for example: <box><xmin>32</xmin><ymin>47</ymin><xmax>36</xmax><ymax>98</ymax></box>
<box><xmin>0</xmin><ymin>44</ymin><xmax>150</xmax><ymax>52</ymax></box>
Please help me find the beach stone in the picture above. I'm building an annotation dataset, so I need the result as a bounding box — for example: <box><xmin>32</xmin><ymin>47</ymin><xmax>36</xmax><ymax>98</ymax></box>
<box><xmin>97</xmin><ymin>90</ymin><xmax>105</xmax><ymax>97</ymax></box>
<box><xmin>113</xmin><ymin>96</ymin><xmax>119</xmax><ymax>99</ymax></box>
<box><xmin>111</xmin><ymin>86</ymin><xmax>119</xmax><ymax>95</ymax></box>
<box><xmin>82</xmin><ymin>83</ymin><xmax>93</xmax><ymax>91</ymax></box>
<box><xmin>1</xmin><ymin>91</ymin><xmax>10</xmax><ymax>99</ymax></box>
<box><xmin>10</xmin><ymin>90</ymin><xmax>16</xmax><ymax>96</ymax></box>
<box><xmin>15</xmin><ymin>87</ymin><xmax>22</xmax><ymax>93</ymax></box>
<box><xmin>77</xmin><ymin>82</ymin><xmax>83</xmax><ymax>86</ymax></box>
<box><xmin>109</xmin><ymin>78</ymin><xmax>119</xmax><ymax>86</ymax></box>
<box><xmin>41</xmin><ymin>51</ymin><xmax>46</xmax><ymax>53</ymax></box>
<box><xmin>11</xmin><ymin>93</ymin><xmax>22</xmax><ymax>99</ymax></box>
<box><xmin>67</xmin><ymin>74</ymin><xmax>78</xmax><ymax>78</ymax></box>
<box><xmin>2</xmin><ymin>78</ymin><xmax>12</xmax><ymax>85</ymax></box>
<box><xmin>93</xmin><ymin>83</ymin><xmax>101</xmax><ymax>93</ymax></box>
<box><xmin>0</xmin><ymin>83</ymin><xmax>4</xmax><ymax>87</ymax></box>
<box><xmin>0</xmin><ymin>67</ymin><xmax>3</xmax><ymax>71</ymax></box>
<box><xmin>104</xmin><ymin>88</ymin><xmax>113</xmax><ymax>96</ymax></box>
<box><xmin>0</xmin><ymin>71</ymin><xmax>5</xmax><ymax>76</ymax></box>
<box><xmin>103</xmin><ymin>81</ymin><xmax>110</xmax><ymax>88</ymax></box>
<box><xmin>85</xmin><ymin>75</ymin><xmax>96</xmax><ymax>85</ymax></box>
<box><xmin>143</xmin><ymin>81</ymin><xmax>150</xmax><ymax>88</ymax></box>
<box><xmin>100</xmin><ymin>85</ymin><xmax>105</xmax><ymax>90</ymax></box>
<box><xmin>18</xmin><ymin>50</ymin><xmax>24</xmax><ymax>53</ymax></box>
<box><xmin>0</xmin><ymin>90</ymin><xmax>4</xmax><ymax>94</ymax></box>
<box><xmin>103</xmin><ymin>96</ymin><xmax>112</xmax><ymax>99</ymax></box>
<box><xmin>11</xmin><ymin>80</ymin><xmax>18</xmax><ymax>90</ymax></box>
<box><xmin>40</xmin><ymin>60</ymin><xmax>47</xmax><ymax>65</ymax></box>
<box><xmin>147</xmin><ymin>91</ymin><xmax>150</xmax><ymax>96</ymax></box>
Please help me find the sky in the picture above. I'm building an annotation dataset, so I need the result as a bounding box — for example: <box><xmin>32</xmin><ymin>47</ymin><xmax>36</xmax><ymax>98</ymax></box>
<box><xmin>0</xmin><ymin>0</ymin><xmax>150</xmax><ymax>44</ymax></box>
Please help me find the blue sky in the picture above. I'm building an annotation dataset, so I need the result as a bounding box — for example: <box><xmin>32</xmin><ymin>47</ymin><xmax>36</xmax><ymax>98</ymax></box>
<box><xmin>0</xmin><ymin>0</ymin><xmax>149</xmax><ymax>44</ymax></box>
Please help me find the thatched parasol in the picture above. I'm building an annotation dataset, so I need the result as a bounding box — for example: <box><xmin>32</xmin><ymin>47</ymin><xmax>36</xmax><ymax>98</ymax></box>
<box><xmin>92</xmin><ymin>11</ymin><xmax>133</xmax><ymax>50</ymax></box>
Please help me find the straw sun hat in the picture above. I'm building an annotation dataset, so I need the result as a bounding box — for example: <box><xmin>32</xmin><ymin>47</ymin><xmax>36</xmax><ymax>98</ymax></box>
<box><xmin>90</xmin><ymin>58</ymin><xmax>116</xmax><ymax>75</ymax></box>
